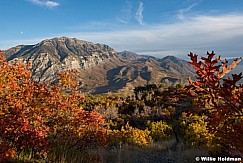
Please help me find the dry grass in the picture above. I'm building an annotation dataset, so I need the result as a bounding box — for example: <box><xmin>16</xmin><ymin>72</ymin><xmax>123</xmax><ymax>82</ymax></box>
<box><xmin>44</xmin><ymin>137</ymin><xmax>209</xmax><ymax>163</ymax></box>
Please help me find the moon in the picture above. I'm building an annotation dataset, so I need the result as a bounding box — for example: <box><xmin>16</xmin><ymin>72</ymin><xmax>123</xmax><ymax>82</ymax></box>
<box><xmin>20</xmin><ymin>31</ymin><xmax>24</xmax><ymax>34</ymax></box>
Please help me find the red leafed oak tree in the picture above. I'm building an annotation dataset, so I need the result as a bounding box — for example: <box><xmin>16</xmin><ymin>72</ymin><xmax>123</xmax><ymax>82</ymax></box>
<box><xmin>187</xmin><ymin>51</ymin><xmax>243</xmax><ymax>153</ymax></box>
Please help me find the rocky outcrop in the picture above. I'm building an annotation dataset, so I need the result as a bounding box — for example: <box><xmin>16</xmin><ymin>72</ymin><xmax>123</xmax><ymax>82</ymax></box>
<box><xmin>5</xmin><ymin>37</ymin><xmax>119</xmax><ymax>82</ymax></box>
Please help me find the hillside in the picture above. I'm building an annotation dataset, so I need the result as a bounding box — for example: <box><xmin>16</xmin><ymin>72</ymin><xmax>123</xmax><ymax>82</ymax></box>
<box><xmin>5</xmin><ymin>37</ymin><xmax>195</xmax><ymax>93</ymax></box>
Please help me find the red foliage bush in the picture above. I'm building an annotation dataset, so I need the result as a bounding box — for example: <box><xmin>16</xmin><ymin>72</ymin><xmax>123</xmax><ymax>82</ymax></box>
<box><xmin>187</xmin><ymin>51</ymin><xmax>243</xmax><ymax>153</ymax></box>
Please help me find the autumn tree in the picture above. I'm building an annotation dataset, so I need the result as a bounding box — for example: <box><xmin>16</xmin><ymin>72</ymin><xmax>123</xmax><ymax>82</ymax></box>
<box><xmin>187</xmin><ymin>51</ymin><xmax>243</xmax><ymax>153</ymax></box>
<box><xmin>0</xmin><ymin>50</ymin><xmax>107</xmax><ymax>161</ymax></box>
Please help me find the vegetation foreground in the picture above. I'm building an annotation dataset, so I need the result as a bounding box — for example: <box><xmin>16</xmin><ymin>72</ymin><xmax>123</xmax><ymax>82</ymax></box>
<box><xmin>0</xmin><ymin>50</ymin><xmax>243</xmax><ymax>162</ymax></box>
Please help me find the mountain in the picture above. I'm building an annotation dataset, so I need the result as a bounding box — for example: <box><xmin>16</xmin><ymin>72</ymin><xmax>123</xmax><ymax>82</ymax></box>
<box><xmin>118</xmin><ymin>50</ymin><xmax>144</xmax><ymax>60</ymax></box>
<box><xmin>5</xmin><ymin>37</ymin><xmax>195</xmax><ymax>94</ymax></box>
<box><xmin>5</xmin><ymin>37</ymin><xmax>121</xmax><ymax>82</ymax></box>
<box><xmin>159</xmin><ymin>56</ymin><xmax>195</xmax><ymax>77</ymax></box>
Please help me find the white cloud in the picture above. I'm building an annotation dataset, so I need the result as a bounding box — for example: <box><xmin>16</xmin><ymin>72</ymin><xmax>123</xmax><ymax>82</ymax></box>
<box><xmin>2</xmin><ymin>14</ymin><xmax>243</xmax><ymax>60</ymax></box>
<box><xmin>135</xmin><ymin>2</ymin><xmax>144</xmax><ymax>25</ymax></box>
<box><xmin>45</xmin><ymin>1</ymin><xmax>59</xmax><ymax>8</ymax></box>
<box><xmin>71</xmin><ymin>14</ymin><xmax>243</xmax><ymax>59</ymax></box>
<box><xmin>29</xmin><ymin>0</ymin><xmax>60</xmax><ymax>8</ymax></box>
<box><xmin>177</xmin><ymin>3</ymin><xmax>197</xmax><ymax>20</ymax></box>
<box><xmin>117</xmin><ymin>0</ymin><xmax>133</xmax><ymax>24</ymax></box>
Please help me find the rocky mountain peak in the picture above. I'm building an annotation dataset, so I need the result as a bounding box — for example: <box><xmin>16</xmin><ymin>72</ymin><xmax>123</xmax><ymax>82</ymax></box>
<box><xmin>5</xmin><ymin>37</ymin><xmax>196</xmax><ymax>93</ymax></box>
<box><xmin>160</xmin><ymin>55</ymin><xmax>181</xmax><ymax>63</ymax></box>
<box><xmin>5</xmin><ymin>37</ymin><xmax>120</xmax><ymax>82</ymax></box>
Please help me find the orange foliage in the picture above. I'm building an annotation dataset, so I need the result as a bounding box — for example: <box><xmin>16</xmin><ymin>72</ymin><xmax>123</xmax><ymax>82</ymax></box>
<box><xmin>0</xmin><ymin>50</ymin><xmax>107</xmax><ymax>161</ymax></box>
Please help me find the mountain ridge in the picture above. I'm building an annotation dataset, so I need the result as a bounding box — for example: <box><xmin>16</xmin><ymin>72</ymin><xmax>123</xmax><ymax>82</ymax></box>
<box><xmin>5</xmin><ymin>37</ymin><xmax>195</xmax><ymax>93</ymax></box>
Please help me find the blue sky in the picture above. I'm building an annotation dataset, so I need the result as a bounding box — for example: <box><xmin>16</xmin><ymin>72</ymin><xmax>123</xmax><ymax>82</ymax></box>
<box><xmin>1</xmin><ymin>0</ymin><xmax>243</xmax><ymax>59</ymax></box>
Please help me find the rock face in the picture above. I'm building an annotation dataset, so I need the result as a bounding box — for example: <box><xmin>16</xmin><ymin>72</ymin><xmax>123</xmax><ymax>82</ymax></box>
<box><xmin>5</xmin><ymin>37</ymin><xmax>196</xmax><ymax>94</ymax></box>
<box><xmin>5</xmin><ymin>37</ymin><xmax>118</xmax><ymax>82</ymax></box>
